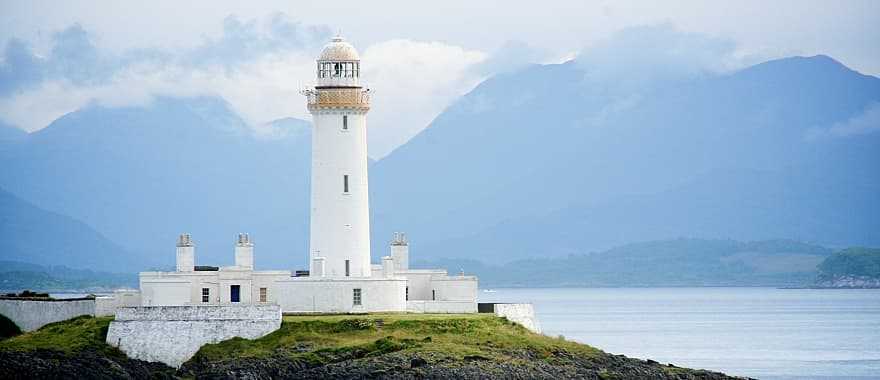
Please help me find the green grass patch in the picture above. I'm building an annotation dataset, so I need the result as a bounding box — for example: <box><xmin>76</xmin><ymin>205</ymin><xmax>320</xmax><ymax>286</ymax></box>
<box><xmin>0</xmin><ymin>315</ymin><xmax>115</xmax><ymax>354</ymax></box>
<box><xmin>192</xmin><ymin>313</ymin><xmax>601</xmax><ymax>366</ymax></box>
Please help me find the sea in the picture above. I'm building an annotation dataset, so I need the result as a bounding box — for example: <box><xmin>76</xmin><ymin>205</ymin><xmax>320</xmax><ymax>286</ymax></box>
<box><xmin>478</xmin><ymin>287</ymin><xmax>880</xmax><ymax>380</ymax></box>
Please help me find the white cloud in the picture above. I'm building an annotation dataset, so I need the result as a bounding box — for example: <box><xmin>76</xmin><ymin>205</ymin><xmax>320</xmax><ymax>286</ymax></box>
<box><xmin>806</xmin><ymin>102</ymin><xmax>880</xmax><ymax>140</ymax></box>
<box><xmin>0</xmin><ymin>18</ymin><xmax>493</xmax><ymax>157</ymax></box>
<box><xmin>362</xmin><ymin>39</ymin><xmax>487</xmax><ymax>157</ymax></box>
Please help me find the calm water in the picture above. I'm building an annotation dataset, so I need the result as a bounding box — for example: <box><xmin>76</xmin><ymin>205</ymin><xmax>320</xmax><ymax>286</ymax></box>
<box><xmin>478</xmin><ymin>287</ymin><xmax>880</xmax><ymax>380</ymax></box>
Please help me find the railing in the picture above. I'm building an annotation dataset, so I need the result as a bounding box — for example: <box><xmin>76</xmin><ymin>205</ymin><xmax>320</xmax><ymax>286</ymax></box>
<box><xmin>303</xmin><ymin>88</ymin><xmax>371</xmax><ymax>112</ymax></box>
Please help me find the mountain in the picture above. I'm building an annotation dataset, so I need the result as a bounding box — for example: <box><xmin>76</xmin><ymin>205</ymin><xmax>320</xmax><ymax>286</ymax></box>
<box><xmin>0</xmin><ymin>97</ymin><xmax>312</xmax><ymax>269</ymax></box>
<box><xmin>0</xmin><ymin>188</ymin><xmax>139</xmax><ymax>272</ymax></box>
<box><xmin>370</xmin><ymin>55</ymin><xmax>880</xmax><ymax>261</ymax></box>
<box><xmin>415</xmin><ymin>238</ymin><xmax>834</xmax><ymax>287</ymax></box>
<box><xmin>1</xmin><ymin>55</ymin><xmax>878</xmax><ymax>272</ymax></box>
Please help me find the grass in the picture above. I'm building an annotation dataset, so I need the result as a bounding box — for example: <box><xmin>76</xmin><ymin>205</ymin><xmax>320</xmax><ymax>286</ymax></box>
<box><xmin>193</xmin><ymin>313</ymin><xmax>602</xmax><ymax>366</ymax></box>
<box><xmin>0</xmin><ymin>313</ymin><xmax>604</xmax><ymax>369</ymax></box>
<box><xmin>0</xmin><ymin>315</ymin><xmax>116</xmax><ymax>355</ymax></box>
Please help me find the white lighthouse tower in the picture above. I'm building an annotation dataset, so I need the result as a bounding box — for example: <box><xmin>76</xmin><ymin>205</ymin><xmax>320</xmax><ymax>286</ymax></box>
<box><xmin>303</xmin><ymin>36</ymin><xmax>372</xmax><ymax>278</ymax></box>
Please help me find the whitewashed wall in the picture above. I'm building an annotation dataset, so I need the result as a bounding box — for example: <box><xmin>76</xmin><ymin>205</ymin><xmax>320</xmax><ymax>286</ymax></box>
<box><xmin>0</xmin><ymin>299</ymin><xmax>95</xmax><ymax>331</ymax></box>
<box><xmin>309</xmin><ymin>110</ymin><xmax>372</xmax><ymax>279</ymax></box>
<box><xmin>433</xmin><ymin>276</ymin><xmax>478</xmax><ymax>301</ymax></box>
<box><xmin>106</xmin><ymin>305</ymin><xmax>281</xmax><ymax>368</ymax></box>
<box><xmin>275</xmin><ymin>277</ymin><xmax>406</xmax><ymax>313</ymax></box>
<box><xmin>407</xmin><ymin>300</ymin><xmax>477</xmax><ymax>313</ymax></box>
<box><xmin>494</xmin><ymin>303</ymin><xmax>541</xmax><ymax>334</ymax></box>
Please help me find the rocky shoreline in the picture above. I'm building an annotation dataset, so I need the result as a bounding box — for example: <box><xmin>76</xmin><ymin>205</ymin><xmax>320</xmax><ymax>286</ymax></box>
<box><xmin>0</xmin><ymin>314</ymin><xmax>753</xmax><ymax>380</ymax></box>
<box><xmin>0</xmin><ymin>345</ymin><xmax>751</xmax><ymax>380</ymax></box>
<box><xmin>813</xmin><ymin>275</ymin><xmax>880</xmax><ymax>289</ymax></box>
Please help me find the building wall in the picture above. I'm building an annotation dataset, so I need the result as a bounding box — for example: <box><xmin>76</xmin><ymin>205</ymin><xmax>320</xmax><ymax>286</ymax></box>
<box><xmin>309</xmin><ymin>109</ymin><xmax>372</xmax><ymax>278</ymax></box>
<box><xmin>140</xmin><ymin>270</ymin><xmax>290</xmax><ymax>306</ymax></box>
<box><xmin>95</xmin><ymin>290</ymin><xmax>143</xmax><ymax>317</ymax></box>
<box><xmin>106</xmin><ymin>305</ymin><xmax>281</xmax><ymax>368</ymax></box>
<box><xmin>274</xmin><ymin>277</ymin><xmax>406</xmax><ymax>313</ymax></box>
<box><xmin>0</xmin><ymin>298</ymin><xmax>95</xmax><ymax>331</ymax></box>
<box><xmin>399</xmin><ymin>270</ymin><xmax>446</xmax><ymax>301</ymax></box>
<box><xmin>432</xmin><ymin>276</ymin><xmax>478</xmax><ymax>301</ymax></box>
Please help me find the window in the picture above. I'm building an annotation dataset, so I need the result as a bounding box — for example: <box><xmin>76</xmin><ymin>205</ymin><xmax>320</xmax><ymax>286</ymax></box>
<box><xmin>345</xmin><ymin>259</ymin><xmax>350</xmax><ymax>277</ymax></box>
<box><xmin>432</xmin><ymin>290</ymin><xmax>436</xmax><ymax>301</ymax></box>
<box><xmin>353</xmin><ymin>288</ymin><xmax>362</xmax><ymax>306</ymax></box>
<box><xmin>342</xmin><ymin>115</ymin><xmax>348</xmax><ymax>130</ymax></box>
<box><xmin>201</xmin><ymin>288</ymin><xmax>210</xmax><ymax>303</ymax></box>
<box><xmin>405</xmin><ymin>286</ymin><xmax>409</xmax><ymax>301</ymax></box>
<box><xmin>343</xmin><ymin>175</ymin><xmax>349</xmax><ymax>193</ymax></box>
<box><xmin>259</xmin><ymin>287</ymin><xmax>268</xmax><ymax>303</ymax></box>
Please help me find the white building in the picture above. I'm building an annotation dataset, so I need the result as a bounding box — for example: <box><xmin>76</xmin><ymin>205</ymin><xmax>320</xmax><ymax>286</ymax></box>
<box><xmin>138</xmin><ymin>36</ymin><xmax>477</xmax><ymax>314</ymax></box>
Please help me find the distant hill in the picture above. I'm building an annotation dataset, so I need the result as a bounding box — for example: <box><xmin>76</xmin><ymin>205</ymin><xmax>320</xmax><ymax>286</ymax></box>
<box><xmin>371</xmin><ymin>55</ymin><xmax>880</xmax><ymax>261</ymax></box>
<box><xmin>0</xmin><ymin>188</ymin><xmax>142</xmax><ymax>272</ymax></box>
<box><xmin>814</xmin><ymin>247</ymin><xmax>880</xmax><ymax>288</ymax></box>
<box><xmin>415</xmin><ymin>238</ymin><xmax>834</xmax><ymax>287</ymax></box>
<box><xmin>0</xmin><ymin>260</ymin><xmax>137</xmax><ymax>292</ymax></box>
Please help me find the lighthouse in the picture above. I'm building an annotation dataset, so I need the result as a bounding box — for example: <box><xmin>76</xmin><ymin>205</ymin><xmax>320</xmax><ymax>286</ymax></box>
<box><xmin>303</xmin><ymin>36</ymin><xmax>372</xmax><ymax>278</ymax></box>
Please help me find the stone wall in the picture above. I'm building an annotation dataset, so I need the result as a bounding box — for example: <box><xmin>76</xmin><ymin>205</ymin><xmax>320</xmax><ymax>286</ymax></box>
<box><xmin>406</xmin><ymin>300</ymin><xmax>477</xmax><ymax>313</ymax></box>
<box><xmin>0</xmin><ymin>298</ymin><xmax>95</xmax><ymax>331</ymax></box>
<box><xmin>493</xmin><ymin>303</ymin><xmax>542</xmax><ymax>334</ymax></box>
<box><xmin>106</xmin><ymin>305</ymin><xmax>281</xmax><ymax>368</ymax></box>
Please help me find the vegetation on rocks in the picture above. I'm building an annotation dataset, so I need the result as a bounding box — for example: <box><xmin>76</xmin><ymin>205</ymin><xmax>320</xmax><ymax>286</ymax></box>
<box><xmin>0</xmin><ymin>314</ymin><xmax>21</xmax><ymax>340</ymax></box>
<box><xmin>0</xmin><ymin>313</ymin><xmax>749</xmax><ymax>379</ymax></box>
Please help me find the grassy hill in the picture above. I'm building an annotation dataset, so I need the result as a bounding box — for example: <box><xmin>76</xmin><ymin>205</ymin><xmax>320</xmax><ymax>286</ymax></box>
<box><xmin>815</xmin><ymin>247</ymin><xmax>880</xmax><ymax>288</ymax></box>
<box><xmin>0</xmin><ymin>314</ymin><xmax>745</xmax><ymax>379</ymax></box>
<box><xmin>418</xmin><ymin>239</ymin><xmax>834</xmax><ymax>287</ymax></box>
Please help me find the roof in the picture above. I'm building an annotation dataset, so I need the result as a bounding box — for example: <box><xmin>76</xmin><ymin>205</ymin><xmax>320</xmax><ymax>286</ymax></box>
<box><xmin>318</xmin><ymin>36</ymin><xmax>360</xmax><ymax>61</ymax></box>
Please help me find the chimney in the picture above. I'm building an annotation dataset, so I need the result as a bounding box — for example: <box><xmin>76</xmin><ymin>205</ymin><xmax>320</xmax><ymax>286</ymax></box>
<box><xmin>390</xmin><ymin>232</ymin><xmax>409</xmax><ymax>271</ymax></box>
<box><xmin>382</xmin><ymin>256</ymin><xmax>395</xmax><ymax>277</ymax></box>
<box><xmin>234</xmin><ymin>233</ymin><xmax>254</xmax><ymax>270</ymax></box>
<box><xmin>176</xmin><ymin>233</ymin><xmax>194</xmax><ymax>272</ymax></box>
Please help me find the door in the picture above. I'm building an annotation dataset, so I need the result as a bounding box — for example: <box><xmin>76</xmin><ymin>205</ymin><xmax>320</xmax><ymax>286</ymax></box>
<box><xmin>230</xmin><ymin>285</ymin><xmax>240</xmax><ymax>303</ymax></box>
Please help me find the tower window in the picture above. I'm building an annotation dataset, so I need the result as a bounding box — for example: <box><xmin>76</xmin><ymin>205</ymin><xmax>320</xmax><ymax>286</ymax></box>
<box><xmin>345</xmin><ymin>259</ymin><xmax>350</xmax><ymax>277</ymax></box>
<box><xmin>342</xmin><ymin>115</ymin><xmax>348</xmax><ymax>130</ymax></box>
<box><xmin>343</xmin><ymin>175</ymin><xmax>349</xmax><ymax>193</ymax></box>
<box><xmin>201</xmin><ymin>288</ymin><xmax>210</xmax><ymax>303</ymax></box>
<box><xmin>353</xmin><ymin>288</ymin><xmax>362</xmax><ymax>305</ymax></box>
<box><xmin>259</xmin><ymin>287</ymin><xmax>268</xmax><ymax>303</ymax></box>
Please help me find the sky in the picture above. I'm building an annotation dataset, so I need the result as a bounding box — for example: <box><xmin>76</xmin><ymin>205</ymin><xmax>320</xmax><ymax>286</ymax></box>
<box><xmin>0</xmin><ymin>0</ymin><xmax>878</xmax><ymax>157</ymax></box>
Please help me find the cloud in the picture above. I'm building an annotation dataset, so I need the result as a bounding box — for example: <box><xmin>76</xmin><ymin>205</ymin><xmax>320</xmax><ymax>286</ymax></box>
<box><xmin>0</xmin><ymin>38</ymin><xmax>44</xmax><ymax>96</ymax></box>
<box><xmin>470</xmin><ymin>40</ymin><xmax>550</xmax><ymax>76</ymax></box>
<box><xmin>0</xmin><ymin>19</ymin><xmax>489</xmax><ymax>159</ymax></box>
<box><xmin>361</xmin><ymin>39</ymin><xmax>487</xmax><ymax>157</ymax></box>
<box><xmin>806</xmin><ymin>102</ymin><xmax>880</xmax><ymax>140</ymax></box>
<box><xmin>186</xmin><ymin>13</ymin><xmax>331</xmax><ymax>70</ymax></box>
<box><xmin>575</xmin><ymin>24</ymin><xmax>742</xmax><ymax>94</ymax></box>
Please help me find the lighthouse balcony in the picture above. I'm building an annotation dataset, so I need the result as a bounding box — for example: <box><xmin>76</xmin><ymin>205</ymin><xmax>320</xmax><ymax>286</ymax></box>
<box><xmin>304</xmin><ymin>87</ymin><xmax>371</xmax><ymax>112</ymax></box>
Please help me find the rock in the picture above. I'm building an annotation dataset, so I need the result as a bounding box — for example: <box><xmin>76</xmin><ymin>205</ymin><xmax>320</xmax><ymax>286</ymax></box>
<box><xmin>410</xmin><ymin>357</ymin><xmax>428</xmax><ymax>368</ymax></box>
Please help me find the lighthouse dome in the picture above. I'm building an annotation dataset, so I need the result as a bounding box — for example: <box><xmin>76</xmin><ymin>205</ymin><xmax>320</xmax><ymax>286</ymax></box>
<box><xmin>318</xmin><ymin>36</ymin><xmax>360</xmax><ymax>61</ymax></box>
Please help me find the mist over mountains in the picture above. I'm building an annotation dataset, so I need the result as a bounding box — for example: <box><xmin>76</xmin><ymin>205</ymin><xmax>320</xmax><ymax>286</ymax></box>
<box><xmin>1</xmin><ymin>54</ymin><xmax>878</xmax><ymax>273</ymax></box>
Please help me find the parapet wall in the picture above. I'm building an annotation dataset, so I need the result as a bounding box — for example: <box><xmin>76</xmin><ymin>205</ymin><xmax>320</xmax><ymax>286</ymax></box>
<box><xmin>406</xmin><ymin>300</ymin><xmax>477</xmax><ymax>313</ymax></box>
<box><xmin>0</xmin><ymin>298</ymin><xmax>95</xmax><ymax>332</ymax></box>
<box><xmin>106</xmin><ymin>305</ymin><xmax>281</xmax><ymax>368</ymax></box>
<box><xmin>489</xmin><ymin>303</ymin><xmax>542</xmax><ymax>334</ymax></box>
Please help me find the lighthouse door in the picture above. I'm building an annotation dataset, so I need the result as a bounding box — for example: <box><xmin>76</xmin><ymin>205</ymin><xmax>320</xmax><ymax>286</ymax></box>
<box><xmin>230</xmin><ymin>285</ymin><xmax>241</xmax><ymax>303</ymax></box>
